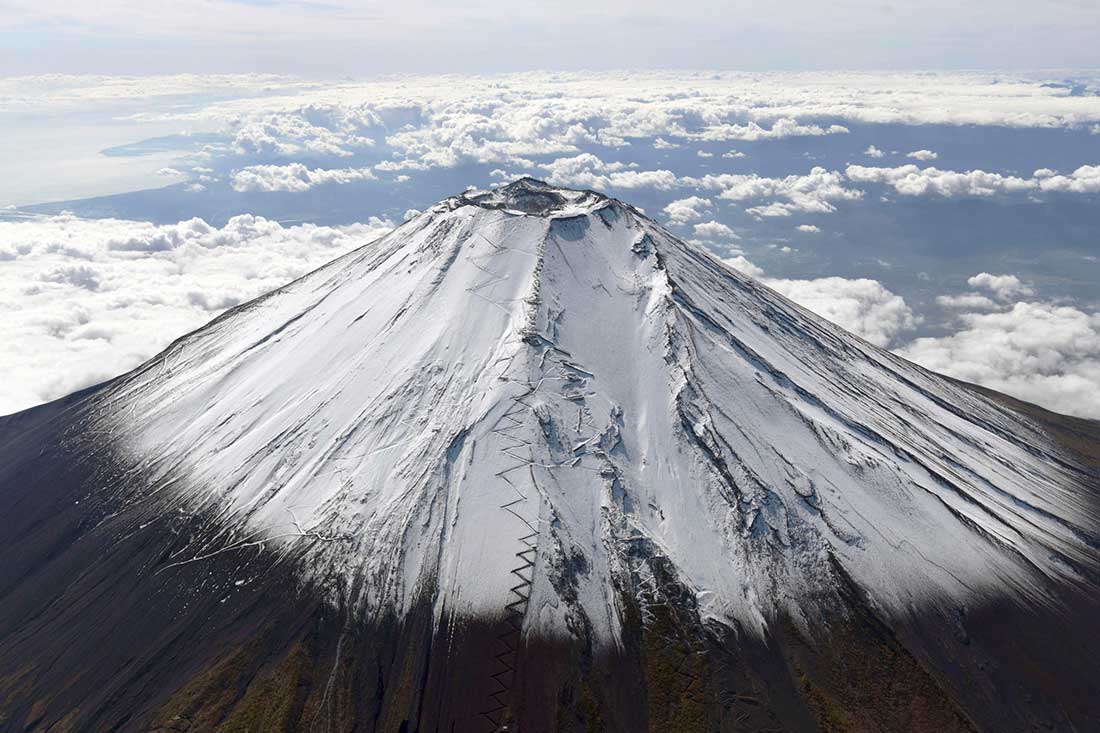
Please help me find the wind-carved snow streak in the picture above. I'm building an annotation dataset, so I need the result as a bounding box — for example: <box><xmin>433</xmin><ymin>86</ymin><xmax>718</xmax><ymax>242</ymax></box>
<box><xmin>82</xmin><ymin>179</ymin><xmax>1099</xmax><ymax>652</ymax></box>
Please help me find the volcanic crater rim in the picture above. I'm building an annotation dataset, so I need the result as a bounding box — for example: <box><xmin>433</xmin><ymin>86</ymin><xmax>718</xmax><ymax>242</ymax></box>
<box><xmin>455</xmin><ymin>177</ymin><xmax>616</xmax><ymax>217</ymax></box>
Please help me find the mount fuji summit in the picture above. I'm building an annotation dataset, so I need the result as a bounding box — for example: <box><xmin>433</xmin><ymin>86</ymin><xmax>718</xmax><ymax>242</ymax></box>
<box><xmin>2</xmin><ymin>179</ymin><xmax>1098</xmax><ymax>731</ymax></box>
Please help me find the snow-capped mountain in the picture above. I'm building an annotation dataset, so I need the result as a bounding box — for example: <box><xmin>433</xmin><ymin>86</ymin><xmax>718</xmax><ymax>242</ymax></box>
<box><xmin>2</xmin><ymin>179</ymin><xmax>1098</xmax><ymax>731</ymax></box>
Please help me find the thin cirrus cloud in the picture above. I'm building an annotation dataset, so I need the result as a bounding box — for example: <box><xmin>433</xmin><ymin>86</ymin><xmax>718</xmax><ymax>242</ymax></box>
<box><xmin>2</xmin><ymin>2</ymin><xmax>1100</xmax><ymax>73</ymax></box>
<box><xmin>936</xmin><ymin>293</ymin><xmax>999</xmax><ymax>310</ymax></box>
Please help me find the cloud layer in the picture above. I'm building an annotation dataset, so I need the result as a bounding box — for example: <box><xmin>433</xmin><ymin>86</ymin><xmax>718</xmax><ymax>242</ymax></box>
<box><xmin>3</xmin><ymin>72</ymin><xmax>1100</xmax><ymax>419</ymax></box>
<box><xmin>0</xmin><ymin>212</ymin><xmax>392</xmax><ymax>415</ymax></box>
<box><xmin>18</xmin><ymin>71</ymin><xmax>1099</xmax><ymax>176</ymax></box>
<box><xmin>846</xmin><ymin>163</ymin><xmax>1100</xmax><ymax>198</ymax></box>
<box><xmin>899</xmin><ymin>301</ymin><xmax>1100</xmax><ymax>419</ymax></box>
<box><xmin>230</xmin><ymin>162</ymin><xmax>376</xmax><ymax>192</ymax></box>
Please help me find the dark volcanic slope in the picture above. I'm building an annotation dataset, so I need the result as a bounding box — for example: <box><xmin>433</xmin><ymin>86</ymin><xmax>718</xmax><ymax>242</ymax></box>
<box><xmin>2</xmin><ymin>180</ymin><xmax>1099</xmax><ymax>731</ymax></box>
<box><xmin>2</xmin><ymin>379</ymin><xmax>1097</xmax><ymax>731</ymax></box>
<box><xmin>0</xmin><ymin>396</ymin><xmax>928</xmax><ymax>731</ymax></box>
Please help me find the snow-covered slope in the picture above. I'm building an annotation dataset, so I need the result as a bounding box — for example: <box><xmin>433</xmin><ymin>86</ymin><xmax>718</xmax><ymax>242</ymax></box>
<box><xmin>76</xmin><ymin>178</ymin><xmax>1097</xmax><ymax>650</ymax></box>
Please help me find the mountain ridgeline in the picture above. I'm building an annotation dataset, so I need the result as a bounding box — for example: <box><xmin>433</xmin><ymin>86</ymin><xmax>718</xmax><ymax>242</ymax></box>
<box><xmin>1</xmin><ymin>179</ymin><xmax>1098</xmax><ymax>731</ymax></box>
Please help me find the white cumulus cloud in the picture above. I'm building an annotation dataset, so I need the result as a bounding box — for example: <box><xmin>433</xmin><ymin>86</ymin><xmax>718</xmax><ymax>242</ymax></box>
<box><xmin>767</xmin><ymin>276</ymin><xmax>919</xmax><ymax>347</ymax></box>
<box><xmin>845</xmin><ymin>164</ymin><xmax>1038</xmax><ymax>197</ymax></box>
<box><xmin>539</xmin><ymin>154</ymin><xmax>678</xmax><ymax>190</ymax></box>
<box><xmin>967</xmin><ymin>272</ymin><xmax>1034</xmax><ymax>299</ymax></box>
<box><xmin>689</xmin><ymin>167</ymin><xmax>862</xmax><ymax>217</ymax></box>
<box><xmin>721</xmin><ymin>255</ymin><xmax>764</xmax><ymax>278</ymax></box>
<box><xmin>692</xmin><ymin>118</ymin><xmax>849</xmax><ymax>142</ymax></box>
<box><xmin>230</xmin><ymin>162</ymin><xmax>377</xmax><ymax>193</ymax></box>
<box><xmin>719</xmin><ymin>255</ymin><xmax>918</xmax><ymax>347</ymax></box>
<box><xmin>846</xmin><ymin>162</ymin><xmax>1100</xmax><ymax>200</ymax></box>
<box><xmin>898</xmin><ymin>302</ymin><xmax>1100</xmax><ymax>419</ymax></box>
<box><xmin>1036</xmin><ymin>165</ymin><xmax>1100</xmax><ymax>193</ymax></box>
<box><xmin>692</xmin><ymin>221</ymin><xmax>739</xmax><ymax>240</ymax></box>
<box><xmin>663</xmin><ymin>196</ymin><xmax>712</xmax><ymax>225</ymax></box>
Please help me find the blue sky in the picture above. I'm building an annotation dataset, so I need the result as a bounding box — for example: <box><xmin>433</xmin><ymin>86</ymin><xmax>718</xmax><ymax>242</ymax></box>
<box><xmin>3</xmin><ymin>1</ymin><xmax>1100</xmax><ymax>74</ymax></box>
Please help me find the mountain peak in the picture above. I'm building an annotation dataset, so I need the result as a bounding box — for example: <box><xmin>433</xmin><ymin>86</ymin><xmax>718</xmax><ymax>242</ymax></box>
<box><xmin>3</xmin><ymin>182</ymin><xmax>1099</xmax><ymax>730</ymax></box>
<box><xmin>455</xmin><ymin>177</ymin><xmax>614</xmax><ymax>217</ymax></box>
<box><xmin>71</xmin><ymin>180</ymin><xmax>1095</xmax><ymax>632</ymax></box>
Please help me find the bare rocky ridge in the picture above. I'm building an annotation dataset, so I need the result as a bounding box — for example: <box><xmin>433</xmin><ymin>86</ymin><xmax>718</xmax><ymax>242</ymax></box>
<box><xmin>1</xmin><ymin>179</ymin><xmax>1098</xmax><ymax>731</ymax></box>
